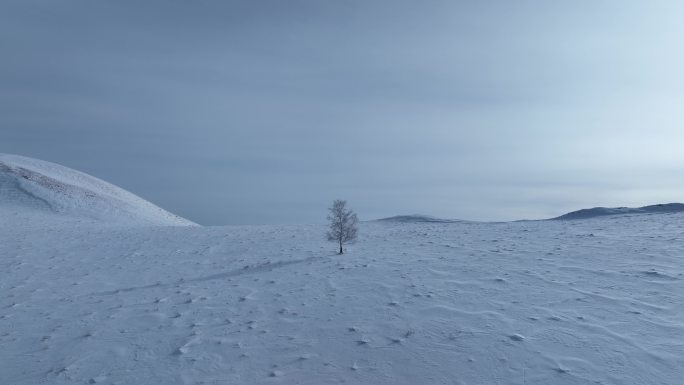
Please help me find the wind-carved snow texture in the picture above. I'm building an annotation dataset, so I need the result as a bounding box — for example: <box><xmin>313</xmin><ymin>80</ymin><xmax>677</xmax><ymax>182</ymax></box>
<box><xmin>0</xmin><ymin>153</ymin><xmax>196</xmax><ymax>226</ymax></box>
<box><xmin>2</xmin><ymin>213</ymin><xmax>684</xmax><ymax>384</ymax></box>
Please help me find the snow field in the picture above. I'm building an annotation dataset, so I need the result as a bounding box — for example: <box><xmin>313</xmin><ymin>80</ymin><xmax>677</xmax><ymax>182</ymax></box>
<box><xmin>1</xmin><ymin>214</ymin><xmax>683</xmax><ymax>384</ymax></box>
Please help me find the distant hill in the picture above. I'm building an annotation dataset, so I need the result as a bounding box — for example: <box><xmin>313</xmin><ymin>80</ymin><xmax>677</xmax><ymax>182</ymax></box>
<box><xmin>375</xmin><ymin>214</ymin><xmax>463</xmax><ymax>223</ymax></box>
<box><xmin>553</xmin><ymin>203</ymin><xmax>684</xmax><ymax>220</ymax></box>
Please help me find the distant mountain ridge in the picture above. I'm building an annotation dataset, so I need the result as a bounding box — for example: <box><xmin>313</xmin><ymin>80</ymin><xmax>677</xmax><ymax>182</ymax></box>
<box><xmin>377</xmin><ymin>203</ymin><xmax>684</xmax><ymax>224</ymax></box>
<box><xmin>552</xmin><ymin>203</ymin><xmax>684</xmax><ymax>220</ymax></box>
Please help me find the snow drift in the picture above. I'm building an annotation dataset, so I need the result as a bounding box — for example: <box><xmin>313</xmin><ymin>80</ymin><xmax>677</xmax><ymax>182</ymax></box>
<box><xmin>0</xmin><ymin>154</ymin><xmax>196</xmax><ymax>226</ymax></box>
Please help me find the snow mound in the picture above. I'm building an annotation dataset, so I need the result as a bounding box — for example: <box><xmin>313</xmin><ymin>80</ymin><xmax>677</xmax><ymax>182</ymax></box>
<box><xmin>0</xmin><ymin>154</ymin><xmax>196</xmax><ymax>226</ymax></box>
<box><xmin>553</xmin><ymin>203</ymin><xmax>684</xmax><ymax>220</ymax></box>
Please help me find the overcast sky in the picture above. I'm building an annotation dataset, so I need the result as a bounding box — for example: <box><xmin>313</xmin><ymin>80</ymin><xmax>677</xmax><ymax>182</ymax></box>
<box><xmin>2</xmin><ymin>1</ymin><xmax>684</xmax><ymax>225</ymax></box>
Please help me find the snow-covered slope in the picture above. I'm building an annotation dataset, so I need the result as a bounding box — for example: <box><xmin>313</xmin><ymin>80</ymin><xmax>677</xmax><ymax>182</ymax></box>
<box><xmin>2</xmin><ymin>211</ymin><xmax>683</xmax><ymax>384</ymax></box>
<box><xmin>0</xmin><ymin>154</ymin><xmax>196</xmax><ymax>226</ymax></box>
<box><xmin>553</xmin><ymin>203</ymin><xmax>684</xmax><ymax>220</ymax></box>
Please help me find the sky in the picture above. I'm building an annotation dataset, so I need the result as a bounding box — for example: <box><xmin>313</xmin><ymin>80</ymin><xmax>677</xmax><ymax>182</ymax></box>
<box><xmin>2</xmin><ymin>1</ymin><xmax>684</xmax><ymax>225</ymax></box>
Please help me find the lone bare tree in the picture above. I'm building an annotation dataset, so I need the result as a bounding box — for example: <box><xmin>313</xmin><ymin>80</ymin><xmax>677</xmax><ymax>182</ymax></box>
<box><xmin>326</xmin><ymin>199</ymin><xmax>358</xmax><ymax>254</ymax></box>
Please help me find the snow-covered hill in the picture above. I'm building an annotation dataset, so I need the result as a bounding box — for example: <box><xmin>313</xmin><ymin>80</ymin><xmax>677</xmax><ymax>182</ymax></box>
<box><xmin>0</xmin><ymin>154</ymin><xmax>196</xmax><ymax>226</ymax></box>
<box><xmin>2</xmin><ymin>208</ymin><xmax>683</xmax><ymax>384</ymax></box>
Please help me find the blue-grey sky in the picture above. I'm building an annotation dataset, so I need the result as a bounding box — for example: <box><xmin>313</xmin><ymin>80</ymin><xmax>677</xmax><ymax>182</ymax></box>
<box><xmin>2</xmin><ymin>1</ymin><xmax>684</xmax><ymax>225</ymax></box>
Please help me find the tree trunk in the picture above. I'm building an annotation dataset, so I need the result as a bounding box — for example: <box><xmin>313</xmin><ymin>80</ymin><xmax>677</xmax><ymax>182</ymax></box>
<box><xmin>339</xmin><ymin>240</ymin><xmax>343</xmax><ymax>254</ymax></box>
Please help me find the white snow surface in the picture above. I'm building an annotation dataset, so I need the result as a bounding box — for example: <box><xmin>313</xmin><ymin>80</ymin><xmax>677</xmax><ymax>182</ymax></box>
<box><xmin>0</xmin><ymin>153</ymin><xmax>196</xmax><ymax>226</ymax></box>
<box><xmin>2</xmin><ymin>210</ymin><xmax>684</xmax><ymax>384</ymax></box>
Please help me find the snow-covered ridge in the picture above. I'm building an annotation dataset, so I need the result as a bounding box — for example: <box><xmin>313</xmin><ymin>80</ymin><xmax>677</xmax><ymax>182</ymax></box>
<box><xmin>553</xmin><ymin>203</ymin><xmax>684</xmax><ymax>220</ymax></box>
<box><xmin>0</xmin><ymin>154</ymin><xmax>196</xmax><ymax>226</ymax></box>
